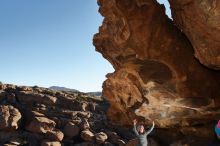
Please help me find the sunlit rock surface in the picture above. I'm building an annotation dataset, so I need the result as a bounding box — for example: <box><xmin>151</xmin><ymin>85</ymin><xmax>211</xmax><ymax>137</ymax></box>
<box><xmin>169</xmin><ymin>0</ymin><xmax>220</xmax><ymax>69</ymax></box>
<box><xmin>93</xmin><ymin>0</ymin><xmax>220</xmax><ymax>127</ymax></box>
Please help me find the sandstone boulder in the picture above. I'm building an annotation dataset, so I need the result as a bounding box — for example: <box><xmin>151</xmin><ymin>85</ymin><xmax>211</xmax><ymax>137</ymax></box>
<box><xmin>0</xmin><ymin>105</ymin><xmax>21</xmax><ymax>131</ymax></box>
<box><xmin>26</xmin><ymin>116</ymin><xmax>56</xmax><ymax>134</ymax></box>
<box><xmin>45</xmin><ymin>129</ymin><xmax>64</xmax><ymax>141</ymax></box>
<box><xmin>95</xmin><ymin>132</ymin><xmax>108</xmax><ymax>144</ymax></box>
<box><xmin>17</xmin><ymin>91</ymin><xmax>57</xmax><ymax>105</ymax></box>
<box><xmin>63</xmin><ymin>122</ymin><xmax>80</xmax><ymax>137</ymax></box>
<box><xmin>81</xmin><ymin>130</ymin><xmax>94</xmax><ymax>142</ymax></box>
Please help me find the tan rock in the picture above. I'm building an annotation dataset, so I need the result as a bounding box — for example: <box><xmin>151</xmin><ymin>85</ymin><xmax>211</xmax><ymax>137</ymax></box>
<box><xmin>93</xmin><ymin>0</ymin><xmax>220</xmax><ymax>128</ymax></box>
<box><xmin>81</xmin><ymin>102</ymin><xmax>88</xmax><ymax>111</ymax></box>
<box><xmin>0</xmin><ymin>105</ymin><xmax>21</xmax><ymax>131</ymax></box>
<box><xmin>81</xmin><ymin>130</ymin><xmax>94</xmax><ymax>142</ymax></box>
<box><xmin>45</xmin><ymin>129</ymin><xmax>64</xmax><ymax>141</ymax></box>
<box><xmin>26</xmin><ymin>116</ymin><xmax>56</xmax><ymax>134</ymax></box>
<box><xmin>95</xmin><ymin>132</ymin><xmax>108</xmax><ymax>144</ymax></box>
<box><xmin>169</xmin><ymin>0</ymin><xmax>220</xmax><ymax>69</ymax></box>
<box><xmin>17</xmin><ymin>91</ymin><xmax>57</xmax><ymax>105</ymax></box>
<box><xmin>63</xmin><ymin>122</ymin><xmax>80</xmax><ymax>137</ymax></box>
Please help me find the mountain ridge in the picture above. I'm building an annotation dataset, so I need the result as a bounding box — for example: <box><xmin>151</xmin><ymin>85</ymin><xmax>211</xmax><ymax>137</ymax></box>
<box><xmin>49</xmin><ymin>86</ymin><xmax>102</xmax><ymax>96</ymax></box>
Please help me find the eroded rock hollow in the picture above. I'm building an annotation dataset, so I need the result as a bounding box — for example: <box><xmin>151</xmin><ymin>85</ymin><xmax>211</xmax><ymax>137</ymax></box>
<box><xmin>93</xmin><ymin>0</ymin><xmax>220</xmax><ymax>128</ymax></box>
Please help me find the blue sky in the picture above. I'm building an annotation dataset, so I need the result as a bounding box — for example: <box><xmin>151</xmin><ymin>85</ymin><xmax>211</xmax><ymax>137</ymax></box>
<box><xmin>0</xmin><ymin>0</ymin><xmax>170</xmax><ymax>92</ymax></box>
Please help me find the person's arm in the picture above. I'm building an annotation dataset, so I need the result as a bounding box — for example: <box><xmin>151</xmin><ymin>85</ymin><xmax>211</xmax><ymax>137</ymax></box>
<box><xmin>145</xmin><ymin>121</ymin><xmax>155</xmax><ymax>135</ymax></box>
<box><xmin>133</xmin><ymin>119</ymin><xmax>139</xmax><ymax>136</ymax></box>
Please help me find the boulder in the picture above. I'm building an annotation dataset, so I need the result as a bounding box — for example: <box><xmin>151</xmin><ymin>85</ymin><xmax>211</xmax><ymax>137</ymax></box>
<box><xmin>95</xmin><ymin>132</ymin><xmax>108</xmax><ymax>144</ymax></box>
<box><xmin>0</xmin><ymin>105</ymin><xmax>21</xmax><ymax>131</ymax></box>
<box><xmin>81</xmin><ymin>102</ymin><xmax>88</xmax><ymax>111</ymax></box>
<box><xmin>17</xmin><ymin>91</ymin><xmax>57</xmax><ymax>105</ymax></box>
<box><xmin>81</xmin><ymin>130</ymin><xmax>94</xmax><ymax>142</ymax></box>
<box><xmin>45</xmin><ymin>129</ymin><xmax>64</xmax><ymax>141</ymax></box>
<box><xmin>25</xmin><ymin>116</ymin><xmax>56</xmax><ymax>134</ymax></box>
<box><xmin>63</xmin><ymin>122</ymin><xmax>80</xmax><ymax>137</ymax></box>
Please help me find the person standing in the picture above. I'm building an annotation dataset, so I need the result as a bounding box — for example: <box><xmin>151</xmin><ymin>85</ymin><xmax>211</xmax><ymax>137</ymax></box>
<box><xmin>133</xmin><ymin>119</ymin><xmax>155</xmax><ymax>146</ymax></box>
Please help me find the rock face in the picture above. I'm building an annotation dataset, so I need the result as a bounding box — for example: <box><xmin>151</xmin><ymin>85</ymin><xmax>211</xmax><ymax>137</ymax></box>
<box><xmin>0</xmin><ymin>105</ymin><xmax>21</xmax><ymax>131</ymax></box>
<box><xmin>169</xmin><ymin>0</ymin><xmax>220</xmax><ymax>69</ymax></box>
<box><xmin>25</xmin><ymin>116</ymin><xmax>56</xmax><ymax>134</ymax></box>
<box><xmin>93</xmin><ymin>0</ymin><xmax>220</xmax><ymax>127</ymax></box>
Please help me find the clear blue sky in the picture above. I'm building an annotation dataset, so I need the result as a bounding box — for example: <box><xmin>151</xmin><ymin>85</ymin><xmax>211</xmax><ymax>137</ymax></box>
<box><xmin>0</xmin><ymin>0</ymin><xmax>170</xmax><ymax>92</ymax></box>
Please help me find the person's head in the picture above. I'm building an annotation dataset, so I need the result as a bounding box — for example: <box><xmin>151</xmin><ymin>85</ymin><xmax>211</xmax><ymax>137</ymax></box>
<box><xmin>137</xmin><ymin>125</ymin><xmax>145</xmax><ymax>134</ymax></box>
<box><xmin>217</xmin><ymin>120</ymin><xmax>220</xmax><ymax>128</ymax></box>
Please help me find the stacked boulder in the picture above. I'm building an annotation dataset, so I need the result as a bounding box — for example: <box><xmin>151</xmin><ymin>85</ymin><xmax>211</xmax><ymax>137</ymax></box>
<box><xmin>0</xmin><ymin>83</ymin><xmax>130</xmax><ymax>146</ymax></box>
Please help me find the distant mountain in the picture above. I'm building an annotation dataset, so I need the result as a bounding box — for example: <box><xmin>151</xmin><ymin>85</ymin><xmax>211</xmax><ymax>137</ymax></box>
<box><xmin>49</xmin><ymin>86</ymin><xmax>79</xmax><ymax>92</ymax></box>
<box><xmin>49</xmin><ymin>86</ymin><xmax>102</xmax><ymax>96</ymax></box>
<box><xmin>87</xmin><ymin>92</ymin><xmax>102</xmax><ymax>97</ymax></box>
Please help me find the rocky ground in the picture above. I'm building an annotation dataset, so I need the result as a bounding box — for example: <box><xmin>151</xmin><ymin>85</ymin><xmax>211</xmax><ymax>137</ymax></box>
<box><xmin>0</xmin><ymin>83</ymin><xmax>138</xmax><ymax>146</ymax></box>
<box><xmin>0</xmin><ymin>83</ymin><xmax>219</xmax><ymax>146</ymax></box>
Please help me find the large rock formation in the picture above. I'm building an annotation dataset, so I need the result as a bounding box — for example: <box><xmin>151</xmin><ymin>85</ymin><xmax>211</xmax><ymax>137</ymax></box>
<box><xmin>93</xmin><ymin>0</ymin><xmax>220</xmax><ymax>127</ymax></box>
<box><xmin>169</xmin><ymin>0</ymin><xmax>220</xmax><ymax>69</ymax></box>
